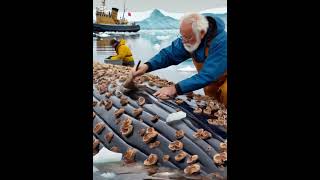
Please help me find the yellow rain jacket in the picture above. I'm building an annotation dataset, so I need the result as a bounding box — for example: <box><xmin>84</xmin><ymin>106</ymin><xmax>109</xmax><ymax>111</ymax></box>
<box><xmin>111</xmin><ymin>39</ymin><xmax>134</xmax><ymax>63</ymax></box>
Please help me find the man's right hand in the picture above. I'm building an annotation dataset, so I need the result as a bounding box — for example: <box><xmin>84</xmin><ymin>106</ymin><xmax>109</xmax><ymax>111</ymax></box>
<box><xmin>132</xmin><ymin>63</ymin><xmax>149</xmax><ymax>78</ymax></box>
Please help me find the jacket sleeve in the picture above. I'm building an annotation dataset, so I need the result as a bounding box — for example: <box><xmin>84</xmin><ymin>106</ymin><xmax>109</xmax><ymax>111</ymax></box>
<box><xmin>145</xmin><ymin>38</ymin><xmax>190</xmax><ymax>72</ymax></box>
<box><xmin>111</xmin><ymin>46</ymin><xmax>127</xmax><ymax>60</ymax></box>
<box><xmin>176</xmin><ymin>40</ymin><xmax>227</xmax><ymax>94</ymax></box>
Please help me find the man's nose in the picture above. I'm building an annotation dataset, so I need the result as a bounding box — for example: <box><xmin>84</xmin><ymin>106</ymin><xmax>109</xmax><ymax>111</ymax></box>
<box><xmin>182</xmin><ymin>38</ymin><xmax>188</xmax><ymax>43</ymax></box>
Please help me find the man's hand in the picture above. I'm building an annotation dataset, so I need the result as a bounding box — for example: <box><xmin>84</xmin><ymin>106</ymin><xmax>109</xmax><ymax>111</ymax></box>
<box><xmin>153</xmin><ymin>86</ymin><xmax>177</xmax><ymax>100</ymax></box>
<box><xmin>131</xmin><ymin>63</ymin><xmax>149</xmax><ymax>78</ymax></box>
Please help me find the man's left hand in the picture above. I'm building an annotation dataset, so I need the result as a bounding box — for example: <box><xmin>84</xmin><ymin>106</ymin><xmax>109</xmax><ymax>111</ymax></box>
<box><xmin>153</xmin><ymin>86</ymin><xmax>177</xmax><ymax>100</ymax></box>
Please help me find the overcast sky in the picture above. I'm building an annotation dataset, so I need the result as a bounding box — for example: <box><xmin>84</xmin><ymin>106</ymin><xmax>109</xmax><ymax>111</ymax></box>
<box><xmin>93</xmin><ymin>0</ymin><xmax>227</xmax><ymax>12</ymax></box>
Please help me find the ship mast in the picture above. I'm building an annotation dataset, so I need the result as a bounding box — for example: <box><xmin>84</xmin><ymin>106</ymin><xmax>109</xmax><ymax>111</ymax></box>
<box><xmin>102</xmin><ymin>0</ymin><xmax>106</xmax><ymax>7</ymax></box>
<box><xmin>121</xmin><ymin>0</ymin><xmax>126</xmax><ymax>20</ymax></box>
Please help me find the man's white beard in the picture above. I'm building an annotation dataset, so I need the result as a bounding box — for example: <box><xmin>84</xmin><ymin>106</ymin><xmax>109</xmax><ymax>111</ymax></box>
<box><xmin>183</xmin><ymin>32</ymin><xmax>201</xmax><ymax>53</ymax></box>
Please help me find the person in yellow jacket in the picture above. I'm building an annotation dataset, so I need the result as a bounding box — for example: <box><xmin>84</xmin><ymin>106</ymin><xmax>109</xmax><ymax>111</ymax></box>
<box><xmin>108</xmin><ymin>38</ymin><xmax>135</xmax><ymax>67</ymax></box>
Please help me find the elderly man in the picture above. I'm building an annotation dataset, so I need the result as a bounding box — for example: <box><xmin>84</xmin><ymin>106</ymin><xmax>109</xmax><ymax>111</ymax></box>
<box><xmin>132</xmin><ymin>13</ymin><xmax>227</xmax><ymax>106</ymax></box>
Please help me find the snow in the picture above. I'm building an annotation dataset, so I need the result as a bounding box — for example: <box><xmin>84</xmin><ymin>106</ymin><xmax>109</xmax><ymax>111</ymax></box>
<box><xmin>96</xmin><ymin>32</ymin><xmax>110</xmax><ymax>38</ymax></box>
<box><xmin>166</xmin><ymin>111</ymin><xmax>187</xmax><ymax>123</ymax></box>
<box><xmin>104</xmin><ymin>31</ymin><xmax>140</xmax><ymax>35</ymax></box>
<box><xmin>93</xmin><ymin>166</ymin><xmax>99</xmax><ymax>172</ymax></box>
<box><xmin>93</xmin><ymin>147</ymin><xmax>122</xmax><ymax>163</ymax></box>
<box><xmin>177</xmin><ymin>65</ymin><xmax>197</xmax><ymax>72</ymax></box>
<box><xmin>100</xmin><ymin>172</ymin><xmax>116</xmax><ymax>179</ymax></box>
<box><xmin>153</xmin><ymin>43</ymin><xmax>161</xmax><ymax>51</ymax></box>
<box><xmin>200</xmin><ymin>7</ymin><xmax>227</xmax><ymax>14</ymax></box>
<box><xmin>156</xmin><ymin>35</ymin><xmax>170</xmax><ymax>41</ymax></box>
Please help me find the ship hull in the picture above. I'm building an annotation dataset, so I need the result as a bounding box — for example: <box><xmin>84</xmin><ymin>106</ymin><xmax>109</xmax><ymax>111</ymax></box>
<box><xmin>93</xmin><ymin>23</ymin><xmax>140</xmax><ymax>32</ymax></box>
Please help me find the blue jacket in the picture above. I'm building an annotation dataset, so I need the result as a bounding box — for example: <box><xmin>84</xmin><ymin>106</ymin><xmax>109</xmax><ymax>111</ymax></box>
<box><xmin>145</xmin><ymin>14</ymin><xmax>227</xmax><ymax>94</ymax></box>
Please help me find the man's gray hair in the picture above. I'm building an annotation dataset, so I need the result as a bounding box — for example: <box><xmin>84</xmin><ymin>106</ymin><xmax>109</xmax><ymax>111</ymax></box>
<box><xmin>180</xmin><ymin>13</ymin><xmax>209</xmax><ymax>35</ymax></box>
